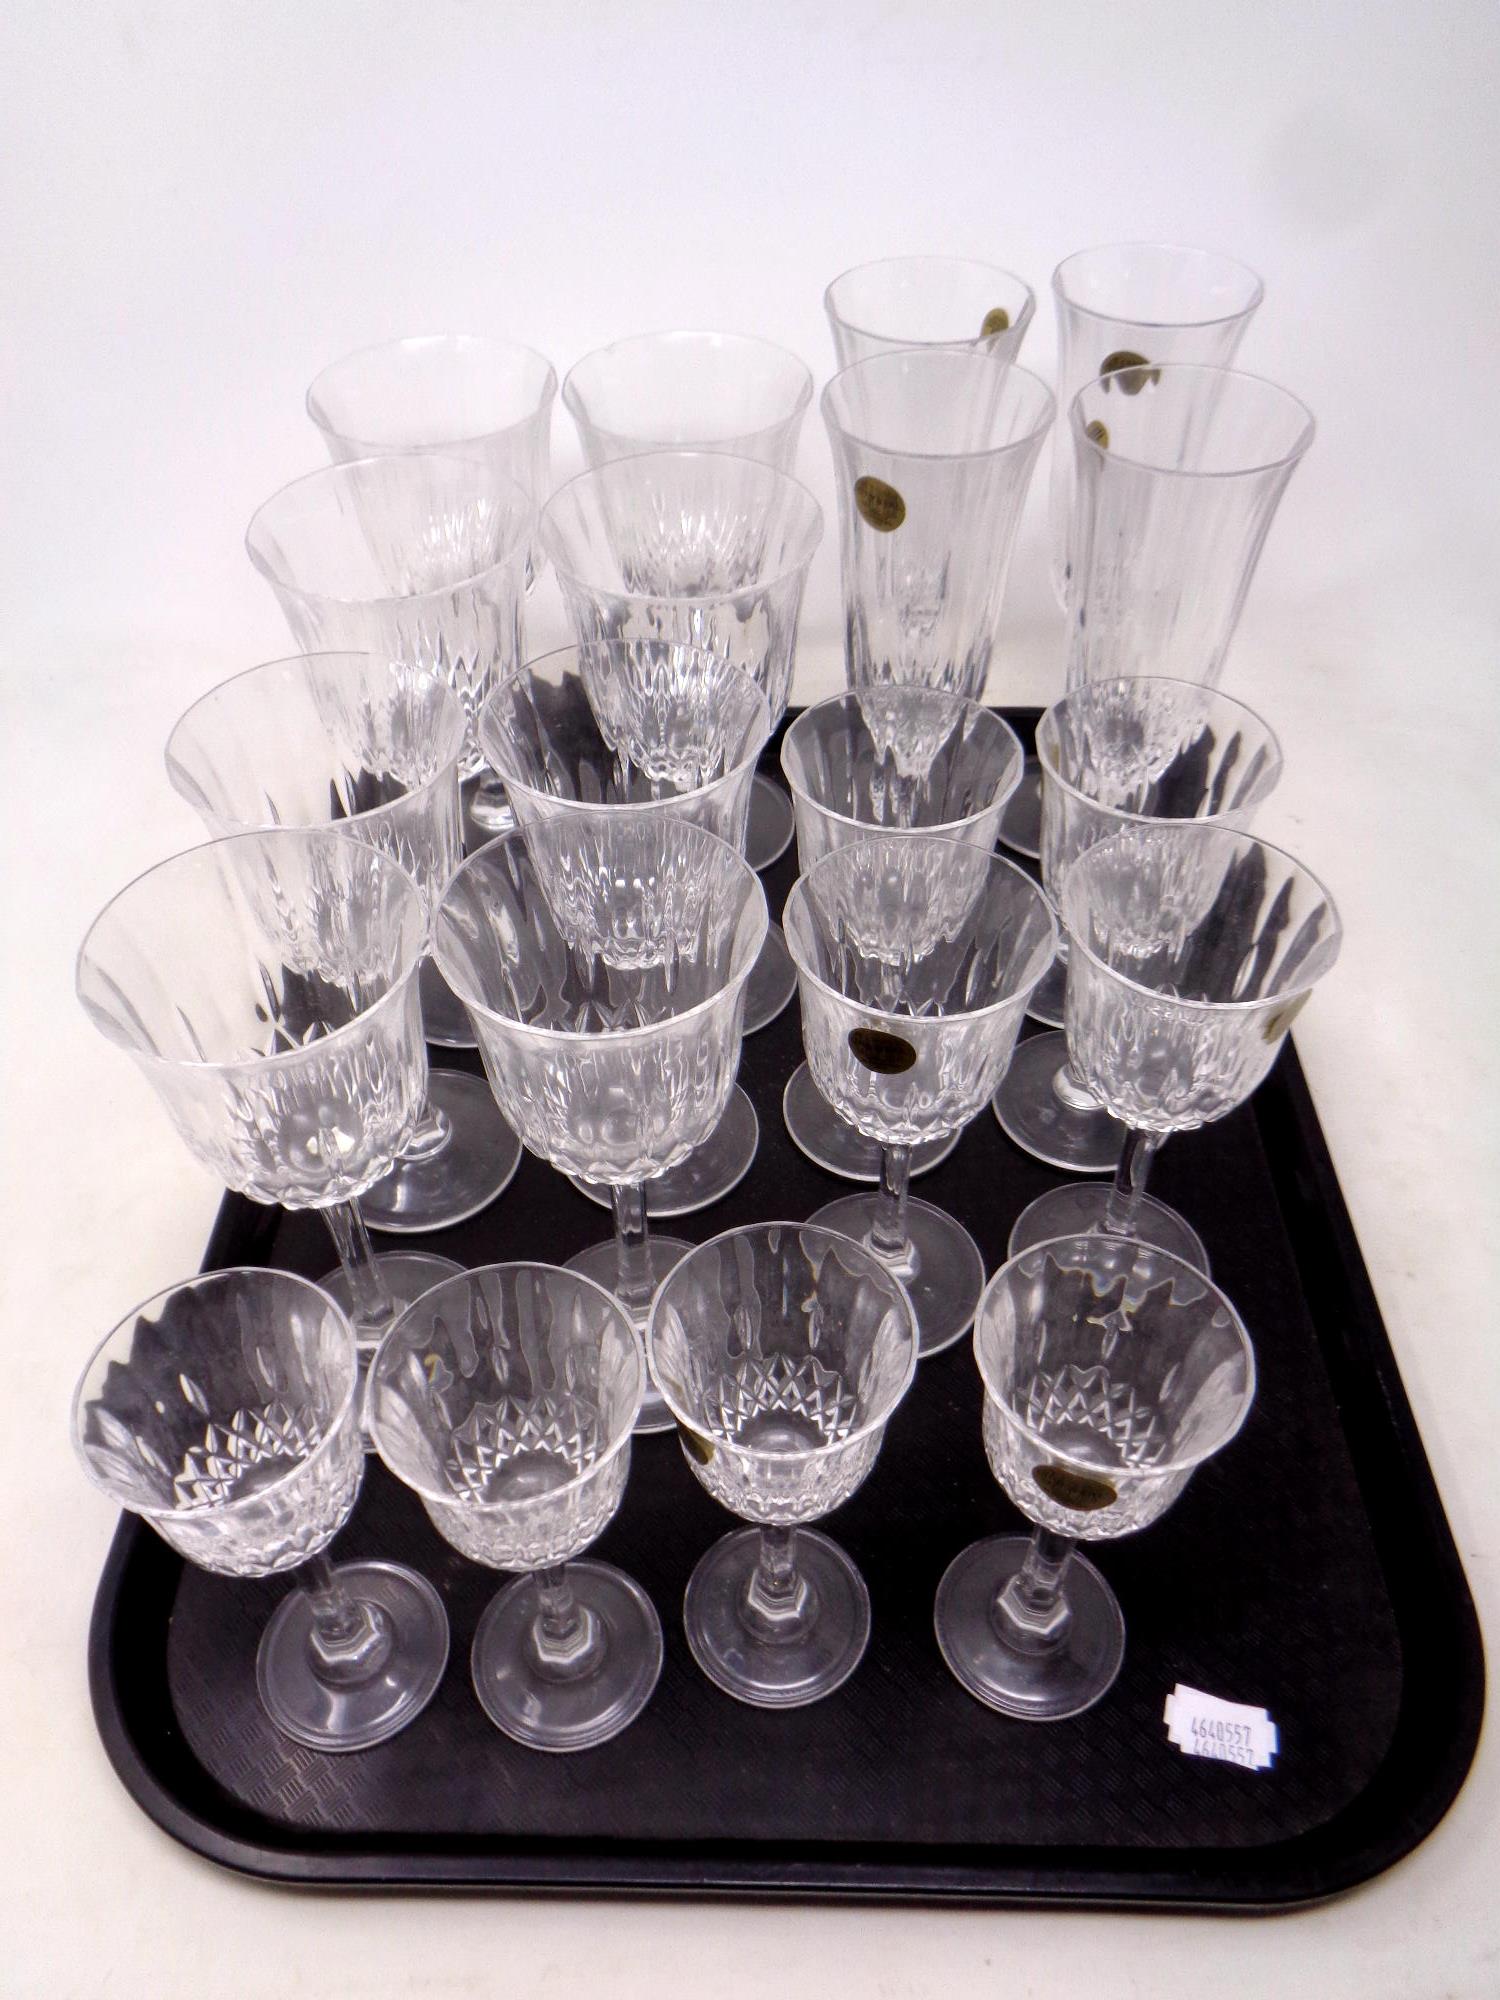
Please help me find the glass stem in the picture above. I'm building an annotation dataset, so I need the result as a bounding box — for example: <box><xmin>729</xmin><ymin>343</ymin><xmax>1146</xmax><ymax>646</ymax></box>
<box><xmin>743</xmin><ymin>1524</ymin><xmax>813</xmax><ymax>1640</ymax></box>
<box><xmin>321</xmin><ymin>1199</ymin><xmax>398</xmax><ymax>1334</ymax></box>
<box><xmin>1101</xmin><ymin>1127</ymin><xmax>1163</xmax><ymax>1238</ymax></box>
<box><xmin>868</xmin><ymin>1144</ymin><xmax>916</xmax><ymax>1269</ymax></box>
<box><xmin>400</xmin><ymin>1100</ymin><xmax>453</xmax><ymax>1164</ymax></box>
<box><xmin>299</xmin><ymin>1551</ymin><xmax>391</xmax><ymax>1684</ymax></box>
<box><xmin>994</xmin><ymin>1526</ymin><xmax>1076</xmax><ymax>1650</ymax></box>
<box><xmin>1051</xmin><ymin>1058</ymin><xmax>1101</xmax><ymax>1113</ymax></box>
<box><xmin>529</xmin><ymin>1563</ymin><xmax>603</xmax><ymax>1680</ymax></box>
<box><xmin>610</xmin><ymin>1182</ymin><xmax>656</xmax><ymax>1321</ymax></box>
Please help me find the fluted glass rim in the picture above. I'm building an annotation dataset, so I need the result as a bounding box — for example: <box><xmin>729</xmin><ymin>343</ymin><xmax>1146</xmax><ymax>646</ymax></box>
<box><xmin>645</xmin><ymin>1220</ymin><xmax>921</xmax><ymax>1457</ymax></box>
<box><xmin>75</xmin><ymin>827</ymin><xmax>428</xmax><ymax>1077</ymax></box>
<box><xmin>478</xmin><ymin>642</ymin><xmax>772</xmax><ymax>820</ymax></box>
<box><xmin>781</xmin><ymin>691</ymin><xmax>1026</xmax><ymax>837</ymax></box>
<box><xmin>1051</xmin><ymin>243</ymin><xmax>1265</xmax><ymax>329</ymax></box>
<box><xmin>561</xmin><ymin>328</ymin><xmax>815</xmax><ymax>442</ymax></box>
<box><xmin>433</xmin><ymin>820</ymin><xmax>770</xmax><ymax>1045</ymax></box>
<box><xmin>823</xmin><ymin>254</ymin><xmax>1038</xmax><ymax>345</ymax></box>
<box><xmin>1060</xmin><ymin>824</ymin><xmax>1343</xmax><ymax>1014</ymax></box>
<box><xmin>537</xmin><ymin>449</ymin><xmax>825</xmax><ymax>607</ymax></box>
<box><xmin>783</xmin><ymin>833</ymin><xmax>1059</xmax><ymax>1024</ymax></box>
<box><xmin>821</xmin><ymin>352</ymin><xmax>1054</xmax><ymax>464</ymax></box>
<box><xmin>975</xmin><ymin>1233</ymin><xmax>1257</xmax><ymax>1475</ymax></box>
<box><xmin>244</xmin><ymin>451</ymin><xmax>535</xmax><ymax>609</ymax></box>
<box><xmin>1070</xmin><ymin>362</ymin><xmax>1315</xmax><ymax>481</ymax></box>
<box><xmin>305</xmin><ymin>332</ymin><xmax>559</xmax><ymax>454</ymax></box>
<box><xmin>365</xmin><ymin>1262</ymin><xmax>644</xmax><ymax>1507</ymax></box>
<box><xmin>71</xmin><ymin>1267</ymin><xmax>360</xmax><ymax>1521</ymax></box>
<box><xmin>1037</xmin><ymin>676</ymin><xmax>1285</xmax><ymax>825</ymax></box>
<box><xmin>164</xmin><ymin>651</ymin><xmax>471</xmax><ymax>829</ymax></box>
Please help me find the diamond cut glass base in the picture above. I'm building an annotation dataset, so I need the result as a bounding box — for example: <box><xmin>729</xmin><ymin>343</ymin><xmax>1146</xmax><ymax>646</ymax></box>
<box><xmin>992</xmin><ymin>1032</ymin><xmax>1126</xmax><ymax>1174</ymax></box>
<box><xmin>471</xmin><ymin>1561</ymin><xmax>663</xmax><ymax>1752</ymax></box>
<box><xmin>565</xmin><ymin>1234</ymin><xmax>692</xmax><ymax>1435</ymax></box>
<box><xmin>808</xmin><ymin>1192</ymin><xmax>984</xmax><ymax>1356</ymax></box>
<box><xmin>256</xmin><ymin>1559</ymin><xmax>450</xmax><ymax>1751</ymax></box>
<box><xmin>568</xmin><ymin>1087</ymin><xmax>758</xmax><ymax>1217</ymax></box>
<box><xmin>782</xmin><ymin>1061</ymin><xmax>958</xmax><ymax>1183</ymax></box>
<box><xmin>358</xmin><ymin>1070</ymin><xmax>522</xmax><ymax>1232</ymax></box>
<box><xmin>934</xmin><ymin>1535</ymin><xmax>1125</xmax><ymax>1721</ymax></box>
<box><xmin>746</xmin><ymin>773</ymin><xmax>795</xmax><ymax>869</ymax></box>
<box><xmin>1007</xmin><ymin>1183</ymin><xmax>1210</xmax><ymax>1273</ymax></box>
<box><xmin>683</xmin><ymin>1526</ymin><xmax>870</xmax><ymax>1708</ymax></box>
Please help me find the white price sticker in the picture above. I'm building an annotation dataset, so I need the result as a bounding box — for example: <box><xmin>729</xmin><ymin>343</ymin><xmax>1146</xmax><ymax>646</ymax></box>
<box><xmin>1163</xmin><ymin>1684</ymin><xmax>1278</xmax><ymax>1771</ymax></box>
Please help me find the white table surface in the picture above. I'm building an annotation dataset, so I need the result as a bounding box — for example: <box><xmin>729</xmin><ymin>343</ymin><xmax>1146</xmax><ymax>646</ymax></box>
<box><xmin>5</xmin><ymin>3</ymin><xmax>1498</xmax><ymax>1994</ymax></box>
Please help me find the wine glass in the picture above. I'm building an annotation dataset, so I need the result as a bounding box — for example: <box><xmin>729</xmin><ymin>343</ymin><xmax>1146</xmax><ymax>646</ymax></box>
<box><xmin>73</xmin><ymin>1267</ymin><xmax>448</xmax><ymax>1749</ymax></box>
<box><xmin>648</xmin><ymin>1222</ymin><xmax>918</xmax><ymax>1706</ymax></box>
<box><xmin>165</xmin><ymin>650</ymin><xmax>523</xmax><ymax>1231</ymax></box>
<box><xmin>562</xmin><ymin>329</ymin><xmax>812</xmax><ymax>474</ymax></box>
<box><xmin>75</xmin><ymin>828</ymin><xmax>456</xmax><ymax>1349</ymax></box>
<box><xmin>823</xmin><ymin>255</ymin><xmax>1036</xmax><ymax>370</ymax></box>
<box><xmin>784</xmin><ymin>835</ymin><xmax>1056</xmax><ymax>1354</ymax></box>
<box><xmin>935</xmin><ymin>1232</ymin><xmax>1255</xmax><ymax>1719</ymax></box>
<box><xmin>779</xmin><ymin>683</ymin><xmax>1025</xmax><ymax>1182</ymax></box>
<box><xmin>1008</xmin><ymin>824</ymin><xmax>1343</xmax><ymax>1266</ymax></box>
<box><xmin>479</xmin><ymin>639</ymin><xmax>771</xmax><ymax>1214</ymax></box>
<box><xmin>367</xmin><ymin>1263</ymin><xmax>660</xmax><ymax>1751</ymax></box>
<box><xmin>433</xmin><ymin>813</ymin><xmax>767</xmax><ymax>1432</ymax></box>
<box><xmin>993</xmin><ymin>676</ymin><xmax>1284</xmax><ymax>1174</ymax></box>
<box><xmin>538</xmin><ymin>448</ymin><xmax>823</xmax><ymax>876</ymax></box>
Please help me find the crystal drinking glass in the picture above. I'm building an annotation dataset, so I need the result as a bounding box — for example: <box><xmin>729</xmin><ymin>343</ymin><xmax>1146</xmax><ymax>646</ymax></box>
<box><xmin>480</xmin><ymin>639</ymin><xmax>771</xmax><ymax>1213</ymax></box>
<box><xmin>245</xmin><ymin>450</ymin><xmax>533</xmax><ymax>837</ymax></box>
<box><xmin>72</xmin><ymin>1267</ymin><xmax>448</xmax><ymax>1749</ymax></box>
<box><xmin>1009</xmin><ymin>824</ymin><xmax>1343</xmax><ymax>1266</ymax></box>
<box><xmin>779</xmin><ymin>683</ymin><xmax>1025</xmax><ymax>1182</ymax></box>
<box><xmin>935</xmin><ymin>1232</ymin><xmax>1255</xmax><ymax>1719</ymax></box>
<box><xmin>165</xmin><ymin>651</ymin><xmax>523</xmax><ymax>1232</ymax></box>
<box><xmin>823</xmin><ymin>255</ymin><xmax>1036</xmax><ymax>370</ymax></box>
<box><xmin>538</xmin><ymin>448</ymin><xmax>823</xmax><ymax>876</ymax></box>
<box><xmin>75</xmin><ymin>828</ymin><xmax>453</xmax><ymax>1348</ymax></box>
<box><xmin>785</xmin><ymin>835</ymin><xmax>1056</xmax><ymax>1354</ymax></box>
<box><xmin>648</xmin><ymin>1222</ymin><xmax>918</xmax><ymax>1706</ymax></box>
<box><xmin>994</xmin><ymin>677</ymin><xmax>1284</xmax><ymax>1173</ymax></box>
<box><xmin>306</xmin><ymin>333</ymin><xmax>556</xmax><ymax>589</ymax></box>
<box><xmin>821</xmin><ymin>351</ymin><xmax>1052</xmax><ymax>703</ymax></box>
<box><xmin>563</xmin><ymin>329</ymin><xmax>813</xmax><ymax>474</ymax></box>
<box><xmin>367</xmin><ymin>1263</ymin><xmax>661</xmax><ymax>1751</ymax></box>
<box><xmin>433</xmin><ymin>814</ymin><xmax>768</xmax><ymax>1432</ymax></box>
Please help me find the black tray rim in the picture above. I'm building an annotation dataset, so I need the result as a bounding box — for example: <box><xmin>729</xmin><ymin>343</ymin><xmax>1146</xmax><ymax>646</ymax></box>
<box><xmin>85</xmin><ymin>718</ymin><xmax>1486</xmax><ymax>1911</ymax></box>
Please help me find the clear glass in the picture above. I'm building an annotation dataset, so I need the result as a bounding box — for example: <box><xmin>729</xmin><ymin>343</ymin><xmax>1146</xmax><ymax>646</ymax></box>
<box><xmin>306</xmin><ymin>333</ymin><xmax>556</xmax><ymax>589</ymax></box>
<box><xmin>433</xmin><ymin>814</ymin><xmax>768</xmax><ymax>1430</ymax></box>
<box><xmin>537</xmin><ymin>448</ymin><xmax>823</xmax><ymax>871</ymax></box>
<box><xmin>75</xmin><ymin>829</ymin><xmax>444</xmax><ymax>1347</ymax></box>
<box><xmin>994</xmin><ymin>677</ymin><xmax>1284</xmax><ymax>1170</ymax></box>
<box><xmin>784</xmin><ymin>834</ymin><xmax>1056</xmax><ymax>1354</ymax></box>
<box><xmin>821</xmin><ymin>351</ymin><xmax>1052</xmax><ymax>702</ymax></box>
<box><xmin>935</xmin><ymin>1232</ymin><xmax>1255</xmax><ymax>1719</ymax></box>
<box><xmin>1048</xmin><ymin>244</ymin><xmax>1264</xmax><ymax>604</ymax></box>
<box><xmin>367</xmin><ymin>1263</ymin><xmax>661</xmax><ymax>1752</ymax></box>
<box><xmin>1009</xmin><ymin>823</ymin><xmax>1343</xmax><ymax>1263</ymax></box>
<box><xmin>779</xmin><ymin>685</ymin><xmax>1025</xmax><ymax>1180</ymax></box>
<box><xmin>648</xmin><ymin>1222</ymin><xmax>918</xmax><ymax>1707</ymax></box>
<box><xmin>164</xmin><ymin>651</ymin><xmax>522</xmax><ymax>1235</ymax></box>
<box><xmin>824</xmin><ymin>255</ymin><xmax>1036</xmax><ymax>370</ymax></box>
<box><xmin>1066</xmin><ymin>363</ymin><xmax>1314</xmax><ymax>693</ymax></box>
<box><xmin>72</xmin><ymin>1268</ymin><xmax>447</xmax><ymax>1749</ymax></box>
<box><xmin>244</xmin><ymin>450</ymin><xmax>533</xmax><ymax>830</ymax></box>
<box><xmin>563</xmin><ymin>330</ymin><xmax>813</xmax><ymax>474</ymax></box>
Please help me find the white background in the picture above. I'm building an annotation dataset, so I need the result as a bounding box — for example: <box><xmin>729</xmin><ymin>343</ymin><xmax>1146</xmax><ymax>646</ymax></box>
<box><xmin>4</xmin><ymin>3</ymin><xmax>1498</xmax><ymax>1995</ymax></box>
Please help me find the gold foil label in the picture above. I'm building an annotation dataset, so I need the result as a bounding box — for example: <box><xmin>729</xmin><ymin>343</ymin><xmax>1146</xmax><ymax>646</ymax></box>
<box><xmin>848</xmin><ymin>1026</ymin><xmax>917</xmax><ymax>1075</ymax></box>
<box><xmin>854</xmin><ymin>475</ymin><xmax>906</xmax><ymax>532</ymax></box>
<box><xmin>1100</xmin><ymin>349</ymin><xmax>1160</xmax><ymax>395</ymax></box>
<box><xmin>1084</xmin><ymin>418</ymin><xmax>1110</xmax><ymax>449</ymax></box>
<box><xmin>979</xmin><ymin>306</ymin><xmax>1011</xmax><ymax>338</ymax></box>
<box><xmin>1034</xmin><ymin>1463</ymin><xmax>1118</xmax><ymax>1512</ymax></box>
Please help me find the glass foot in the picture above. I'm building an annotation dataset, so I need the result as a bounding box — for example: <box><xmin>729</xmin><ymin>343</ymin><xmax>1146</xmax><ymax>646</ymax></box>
<box><xmin>996</xmin><ymin>757</ymin><xmax>1041</xmax><ymax>860</ymax></box>
<box><xmin>744</xmin><ymin>922</ymin><xmax>797</xmax><ymax>1034</ymax></box>
<box><xmin>992</xmin><ymin>1032</ymin><xmax>1125</xmax><ymax>1174</ymax></box>
<box><xmin>419</xmin><ymin>954</ymin><xmax>477</xmax><ymax>1050</ymax></box>
<box><xmin>1007</xmin><ymin>1183</ymin><xmax>1210</xmax><ymax>1273</ymax></box>
<box><xmin>783</xmin><ymin>1061</ymin><xmax>958</xmax><ymax>1183</ymax></box>
<box><xmin>934</xmin><ymin>1535</ymin><xmax>1124</xmax><ymax>1721</ymax></box>
<box><xmin>467</xmin><ymin>772</ymin><xmax>516</xmax><ymax>837</ymax></box>
<box><xmin>358</xmin><ymin>1070</ymin><xmax>522</xmax><ymax>1233</ymax></box>
<box><xmin>471</xmin><ymin>1560</ymin><xmax>663</xmax><ymax>1752</ymax></box>
<box><xmin>565</xmin><ymin>1234</ymin><xmax>692</xmax><ymax>1435</ymax></box>
<box><xmin>256</xmin><ymin>1559</ymin><xmax>450</xmax><ymax>1751</ymax></box>
<box><xmin>746</xmin><ymin>772</ymin><xmax>795</xmax><ymax>870</ymax></box>
<box><xmin>568</xmin><ymin>1087</ymin><xmax>757</xmax><ymax>1218</ymax></box>
<box><xmin>809</xmin><ymin>1191</ymin><xmax>984</xmax><ymax>1356</ymax></box>
<box><xmin>684</xmin><ymin>1526</ymin><xmax>869</xmax><ymax>1708</ymax></box>
<box><xmin>319</xmin><ymin>1251</ymin><xmax>465</xmax><ymax>1346</ymax></box>
<box><xmin>1025</xmin><ymin>953</ymin><xmax>1067</xmax><ymax>1029</ymax></box>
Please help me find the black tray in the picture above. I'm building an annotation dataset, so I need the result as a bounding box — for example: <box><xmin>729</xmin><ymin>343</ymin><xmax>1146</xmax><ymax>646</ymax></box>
<box><xmin>87</xmin><ymin>713</ymin><xmax>1484</xmax><ymax>1909</ymax></box>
